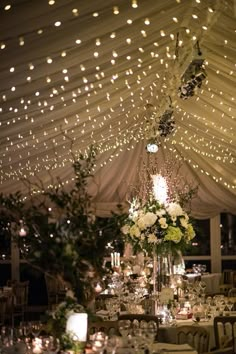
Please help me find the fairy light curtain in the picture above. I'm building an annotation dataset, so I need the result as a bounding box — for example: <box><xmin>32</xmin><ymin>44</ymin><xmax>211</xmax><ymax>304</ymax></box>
<box><xmin>0</xmin><ymin>0</ymin><xmax>235</xmax><ymax>218</ymax></box>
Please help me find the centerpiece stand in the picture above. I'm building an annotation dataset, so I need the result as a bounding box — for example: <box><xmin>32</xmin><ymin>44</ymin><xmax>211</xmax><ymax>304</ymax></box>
<box><xmin>152</xmin><ymin>250</ymin><xmax>173</xmax><ymax>315</ymax></box>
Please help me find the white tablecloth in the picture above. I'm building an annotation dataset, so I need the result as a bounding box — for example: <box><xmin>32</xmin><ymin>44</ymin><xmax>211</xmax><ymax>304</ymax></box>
<box><xmin>158</xmin><ymin>318</ymin><xmax>215</xmax><ymax>350</ymax></box>
<box><xmin>116</xmin><ymin>342</ymin><xmax>197</xmax><ymax>354</ymax></box>
<box><xmin>153</xmin><ymin>342</ymin><xmax>197</xmax><ymax>353</ymax></box>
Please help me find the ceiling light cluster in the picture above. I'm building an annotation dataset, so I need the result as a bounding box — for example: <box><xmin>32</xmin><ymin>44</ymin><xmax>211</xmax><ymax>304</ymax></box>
<box><xmin>158</xmin><ymin>108</ymin><xmax>175</xmax><ymax>137</ymax></box>
<box><xmin>178</xmin><ymin>59</ymin><xmax>207</xmax><ymax>99</ymax></box>
<box><xmin>178</xmin><ymin>43</ymin><xmax>207</xmax><ymax>99</ymax></box>
<box><xmin>146</xmin><ymin>99</ymin><xmax>175</xmax><ymax>153</ymax></box>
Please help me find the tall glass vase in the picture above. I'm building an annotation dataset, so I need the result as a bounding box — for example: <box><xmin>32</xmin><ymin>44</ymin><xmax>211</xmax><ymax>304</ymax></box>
<box><xmin>153</xmin><ymin>250</ymin><xmax>173</xmax><ymax>293</ymax></box>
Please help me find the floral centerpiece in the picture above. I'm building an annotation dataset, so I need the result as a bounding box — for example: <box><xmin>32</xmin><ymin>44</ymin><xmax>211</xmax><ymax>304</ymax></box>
<box><xmin>45</xmin><ymin>290</ymin><xmax>87</xmax><ymax>352</ymax></box>
<box><xmin>121</xmin><ymin>175</ymin><xmax>196</xmax><ymax>258</ymax></box>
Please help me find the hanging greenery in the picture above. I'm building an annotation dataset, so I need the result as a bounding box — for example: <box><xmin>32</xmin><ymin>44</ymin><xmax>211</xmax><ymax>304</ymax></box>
<box><xmin>0</xmin><ymin>145</ymin><xmax>125</xmax><ymax>307</ymax></box>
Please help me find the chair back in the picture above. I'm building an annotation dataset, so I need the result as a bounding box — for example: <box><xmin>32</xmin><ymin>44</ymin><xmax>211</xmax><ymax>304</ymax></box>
<box><xmin>214</xmin><ymin>316</ymin><xmax>236</xmax><ymax>353</ymax></box>
<box><xmin>0</xmin><ymin>297</ymin><xmax>7</xmax><ymax>325</ymax></box>
<box><xmin>222</xmin><ymin>270</ymin><xmax>233</xmax><ymax>285</ymax></box>
<box><xmin>176</xmin><ymin>325</ymin><xmax>209</xmax><ymax>354</ymax></box>
<box><xmin>44</xmin><ymin>273</ymin><xmax>66</xmax><ymax>308</ymax></box>
<box><xmin>228</xmin><ymin>288</ymin><xmax>236</xmax><ymax>298</ymax></box>
<box><xmin>13</xmin><ymin>281</ymin><xmax>29</xmax><ymax>307</ymax></box>
<box><xmin>88</xmin><ymin>320</ymin><xmax>119</xmax><ymax>338</ymax></box>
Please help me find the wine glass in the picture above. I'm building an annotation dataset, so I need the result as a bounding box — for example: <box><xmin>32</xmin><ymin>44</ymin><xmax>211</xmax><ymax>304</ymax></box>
<box><xmin>30</xmin><ymin>322</ymin><xmax>43</xmax><ymax>338</ymax></box>
<box><xmin>226</xmin><ymin>300</ymin><xmax>234</xmax><ymax>312</ymax></box>
<box><xmin>146</xmin><ymin>321</ymin><xmax>158</xmax><ymax>352</ymax></box>
<box><xmin>106</xmin><ymin>335</ymin><xmax>119</xmax><ymax>354</ymax></box>
<box><xmin>118</xmin><ymin>319</ymin><xmax>131</xmax><ymax>339</ymax></box>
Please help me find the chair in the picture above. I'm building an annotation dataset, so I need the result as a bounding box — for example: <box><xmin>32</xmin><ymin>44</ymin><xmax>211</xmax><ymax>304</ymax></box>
<box><xmin>44</xmin><ymin>273</ymin><xmax>67</xmax><ymax>309</ymax></box>
<box><xmin>10</xmin><ymin>281</ymin><xmax>29</xmax><ymax>327</ymax></box>
<box><xmin>228</xmin><ymin>288</ymin><xmax>236</xmax><ymax>297</ymax></box>
<box><xmin>0</xmin><ymin>297</ymin><xmax>7</xmax><ymax>325</ymax></box>
<box><xmin>176</xmin><ymin>325</ymin><xmax>209</xmax><ymax>354</ymax></box>
<box><xmin>214</xmin><ymin>316</ymin><xmax>236</xmax><ymax>353</ymax></box>
<box><xmin>220</xmin><ymin>270</ymin><xmax>233</xmax><ymax>295</ymax></box>
<box><xmin>88</xmin><ymin>320</ymin><xmax>120</xmax><ymax>338</ymax></box>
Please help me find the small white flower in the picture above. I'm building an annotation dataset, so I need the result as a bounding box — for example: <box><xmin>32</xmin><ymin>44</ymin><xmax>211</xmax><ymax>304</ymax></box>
<box><xmin>147</xmin><ymin>233</ymin><xmax>158</xmax><ymax>244</ymax></box>
<box><xmin>183</xmin><ymin>213</ymin><xmax>189</xmax><ymax>221</ymax></box>
<box><xmin>140</xmin><ymin>233</ymin><xmax>145</xmax><ymax>240</ymax></box>
<box><xmin>159</xmin><ymin>217</ymin><xmax>168</xmax><ymax>228</ymax></box>
<box><xmin>129</xmin><ymin>211</ymin><xmax>139</xmax><ymax>222</ymax></box>
<box><xmin>121</xmin><ymin>224</ymin><xmax>130</xmax><ymax>235</ymax></box>
<box><xmin>159</xmin><ymin>217</ymin><xmax>167</xmax><ymax>225</ymax></box>
<box><xmin>180</xmin><ymin>217</ymin><xmax>188</xmax><ymax>229</ymax></box>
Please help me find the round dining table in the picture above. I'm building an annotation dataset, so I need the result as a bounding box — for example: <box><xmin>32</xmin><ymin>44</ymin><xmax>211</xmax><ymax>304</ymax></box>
<box><xmin>158</xmin><ymin>318</ymin><xmax>215</xmax><ymax>351</ymax></box>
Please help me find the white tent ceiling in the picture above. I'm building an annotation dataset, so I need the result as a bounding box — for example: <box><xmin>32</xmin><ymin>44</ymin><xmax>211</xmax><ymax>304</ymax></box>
<box><xmin>0</xmin><ymin>0</ymin><xmax>236</xmax><ymax>218</ymax></box>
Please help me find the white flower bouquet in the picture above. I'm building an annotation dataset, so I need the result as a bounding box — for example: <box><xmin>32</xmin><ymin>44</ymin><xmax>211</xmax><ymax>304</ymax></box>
<box><xmin>121</xmin><ymin>197</ymin><xmax>195</xmax><ymax>256</ymax></box>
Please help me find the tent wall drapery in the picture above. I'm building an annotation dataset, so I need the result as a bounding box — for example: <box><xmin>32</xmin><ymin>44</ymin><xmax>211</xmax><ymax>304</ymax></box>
<box><xmin>0</xmin><ymin>0</ymin><xmax>235</xmax><ymax>219</ymax></box>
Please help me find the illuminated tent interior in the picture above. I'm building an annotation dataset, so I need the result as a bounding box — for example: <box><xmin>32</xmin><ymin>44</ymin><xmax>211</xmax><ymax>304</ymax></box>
<box><xmin>1</xmin><ymin>0</ymin><xmax>236</xmax><ymax>219</ymax></box>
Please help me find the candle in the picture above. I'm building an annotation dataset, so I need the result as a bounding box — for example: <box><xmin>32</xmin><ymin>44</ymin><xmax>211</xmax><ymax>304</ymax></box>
<box><xmin>111</xmin><ymin>253</ymin><xmax>114</xmax><ymax>267</ymax></box>
<box><xmin>66</xmin><ymin>313</ymin><xmax>88</xmax><ymax>342</ymax></box>
<box><xmin>95</xmin><ymin>283</ymin><xmax>102</xmax><ymax>293</ymax></box>
<box><xmin>32</xmin><ymin>338</ymin><xmax>42</xmax><ymax>354</ymax></box>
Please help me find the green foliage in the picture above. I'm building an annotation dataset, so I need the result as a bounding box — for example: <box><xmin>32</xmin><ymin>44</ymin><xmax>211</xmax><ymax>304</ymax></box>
<box><xmin>0</xmin><ymin>145</ymin><xmax>125</xmax><ymax>307</ymax></box>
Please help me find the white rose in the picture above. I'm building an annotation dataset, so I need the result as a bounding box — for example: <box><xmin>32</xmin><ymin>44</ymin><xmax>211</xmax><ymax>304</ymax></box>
<box><xmin>142</xmin><ymin>212</ymin><xmax>157</xmax><ymax>227</ymax></box>
<box><xmin>166</xmin><ymin>202</ymin><xmax>183</xmax><ymax>217</ymax></box>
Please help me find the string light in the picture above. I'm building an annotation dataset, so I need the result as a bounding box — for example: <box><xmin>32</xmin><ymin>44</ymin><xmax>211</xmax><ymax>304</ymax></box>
<box><xmin>0</xmin><ymin>0</ymin><xmax>235</xmax><ymax>197</ymax></box>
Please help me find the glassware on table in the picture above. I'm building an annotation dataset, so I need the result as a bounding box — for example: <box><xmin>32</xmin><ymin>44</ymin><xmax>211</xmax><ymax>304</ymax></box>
<box><xmin>105</xmin><ymin>298</ymin><xmax>120</xmax><ymax>320</ymax></box>
<box><xmin>226</xmin><ymin>300</ymin><xmax>234</xmax><ymax>312</ymax></box>
<box><xmin>145</xmin><ymin>321</ymin><xmax>158</xmax><ymax>352</ymax></box>
<box><xmin>30</xmin><ymin>322</ymin><xmax>44</xmax><ymax>338</ymax></box>
<box><xmin>106</xmin><ymin>335</ymin><xmax>120</xmax><ymax>354</ymax></box>
<box><xmin>91</xmin><ymin>332</ymin><xmax>108</xmax><ymax>354</ymax></box>
<box><xmin>118</xmin><ymin>319</ymin><xmax>131</xmax><ymax>338</ymax></box>
<box><xmin>131</xmin><ymin>328</ymin><xmax>145</xmax><ymax>354</ymax></box>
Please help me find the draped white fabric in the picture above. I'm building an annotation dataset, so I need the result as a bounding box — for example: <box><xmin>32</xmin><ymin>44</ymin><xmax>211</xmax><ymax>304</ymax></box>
<box><xmin>0</xmin><ymin>0</ymin><xmax>236</xmax><ymax>218</ymax></box>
